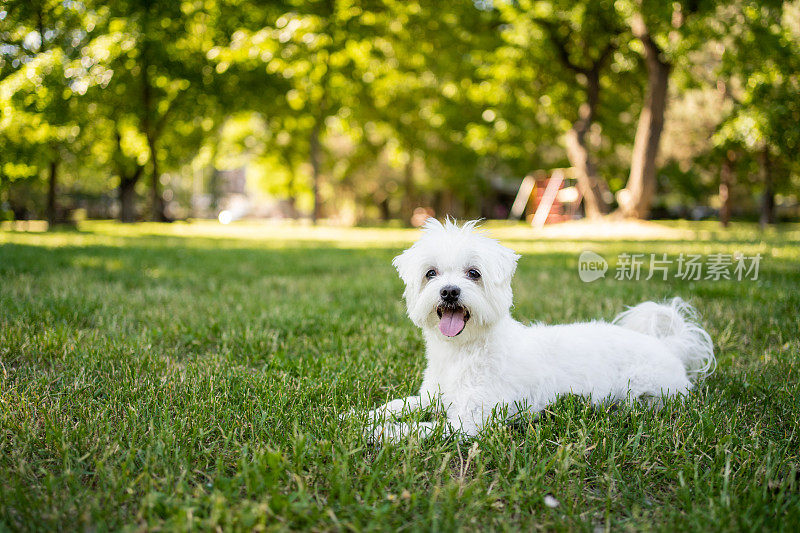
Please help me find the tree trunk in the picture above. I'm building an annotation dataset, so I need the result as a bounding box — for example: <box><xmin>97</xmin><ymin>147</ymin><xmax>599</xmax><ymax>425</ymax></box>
<box><xmin>402</xmin><ymin>155</ymin><xmax>416</xmax><ymax>224</ymax></box>
<box><xmin>119</xmin><ymin>176</ymin><xmax>138</xmax><ymax>223</ymax></box>
<box><xmin>564</xmin><ymin>71</ymin><xmax>609</xmax><ymax>218</ymax></box>
<box><xmin>310</xmin><ymin>119</ymin><xmax>322</xmax><ymax>225</ymax></box>
<box><xmin>114</xmin><ymin>127</ymin><xmax>143</xmax><ymax>223</ymax></box>
<box><xmin>535</xmin><ymin>22</ymin><xmax>616</xmax><ymax>219</ymax></box>
<box><xmin>147</xmin><ymin>135</ymin><xmax>166</xmax><ymax>222</ymax></box>
<box><xmin>379</xmin><ymin>197</ymin><xmax>391</xmax><ymax>221</ymax></box>
<box><xmin>278</xmin><ymin>151</ymin><xmax>298</xmax><ymax>218</ymax></box>
<box><xmin>309</xmin><ymin>1</ymin><xmax>334</xmax><ymax>226</ymax></box>
<box><xmin>759</xmin><ymin>148</ymin><xmax>774</xmax><ymax>229</ymax></box>
<box><xmin>142</xmin><ymin>83</ymin><xmax>165</xmax><ymax>222</ymax></box>
<box><xmin>285</xmin><ymin>171</ymin><xmax>298</xmax><ymax>219</ymax></box>
<box><xmin>617</xmin><ymin>15</ymin><xmax>671</xmax><ymax>219</ymax></box>
<box><xmin>436</xmin><ymin>189</ymin><xmax>456</xmax><ymax>217</ymax></box>
<box><xmin>46</xmin><ymin>159</ymin><xmax>57</xmax><ymax>228</ymax></box>
<box><xmin>719</xmin><ymin>151</ymin><xmax>734</xmax><ymax>228</ymax></box>
<box><xmin>139</xmin><ymin>32</ymin><xmax>166</xmax><ymax>223</ymax></box>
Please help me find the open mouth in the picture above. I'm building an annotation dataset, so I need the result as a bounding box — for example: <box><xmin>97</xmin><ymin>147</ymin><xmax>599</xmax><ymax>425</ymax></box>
<box><xmin>436</xmin><ymin>304</ymin><xmax>470</xmax><ymax>337</ymax></box>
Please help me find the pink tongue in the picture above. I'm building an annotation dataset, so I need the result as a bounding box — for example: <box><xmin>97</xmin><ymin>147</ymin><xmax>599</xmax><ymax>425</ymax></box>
<box><xmin>439</xmin><ymin>308</ymin><xmax>466</xmax><ymax>337</ymax></box>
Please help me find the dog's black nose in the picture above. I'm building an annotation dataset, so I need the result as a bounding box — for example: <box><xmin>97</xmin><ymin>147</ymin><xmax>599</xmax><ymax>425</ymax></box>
<box><xmin>440</xmin><ymin>285</ymin><xmax>461</xmax><ymax>303</ymax></box>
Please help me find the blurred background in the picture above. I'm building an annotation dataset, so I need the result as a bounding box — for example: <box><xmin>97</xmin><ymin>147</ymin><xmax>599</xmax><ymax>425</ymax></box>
<box><xmin>1</xmin><ymin>0</ymin><xmax>798</xmax><ymax>228</ymax></box>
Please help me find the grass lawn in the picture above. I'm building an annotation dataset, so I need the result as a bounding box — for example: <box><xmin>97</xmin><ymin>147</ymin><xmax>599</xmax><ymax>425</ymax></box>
<box><xmin>1</xmin><ymin>220</ymin><xmax>799</xmax><ymax>531</ymax></box>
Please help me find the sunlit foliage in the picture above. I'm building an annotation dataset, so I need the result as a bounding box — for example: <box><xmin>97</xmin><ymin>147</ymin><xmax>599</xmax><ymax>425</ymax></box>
<box><xmin>0</xmin><ymin>0</ymin><xmax>797</xmax><ymax>223</ymax></box>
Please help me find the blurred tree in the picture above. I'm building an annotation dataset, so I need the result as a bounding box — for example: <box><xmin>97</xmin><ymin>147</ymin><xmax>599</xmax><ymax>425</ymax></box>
<box><xmin>79</xmin><ymin>0</ymin><xmax>247</xmax><ymax>221</ymax></box>
<box><xmin>0</xmin><ymin>0</ymin><xmax>89</xmax><ymax>226</ymax></box>
<box><xmin>712</xmin><ymin>0</ymin><xmax>799</xmax><ymax>227</ymax></box>
<box><xmin>2</xmin><ymin>0</ymin><xmax>798</xmax><ymax>225</ymax></box>
<box><xmin>614</xmin><ymin>0</ymin><xmax>721</xmax><ymax>218</ymax></box>
<box><xmin>95</xmin><ymin>1</ymin><xmax>190</xmax><ymax>221</ymax></box>
<box><xmin>356</xmin><ymin>0</ymin><xmax>506</xmax><ymax>220</ymax></box>
<box><xmin>496</xmin><ymin>0</ymin><xmax>627</xmax><ymax>218</ymax></box>
<box><xmin>213</xmin><ymin>0</ymin><xmax>357</xmax><ymax>222</ymax></box>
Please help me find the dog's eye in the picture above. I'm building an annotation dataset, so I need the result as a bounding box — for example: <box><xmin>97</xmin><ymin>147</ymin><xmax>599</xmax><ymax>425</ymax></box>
<box><xmin>425</xmin><ymin>269</ymin><xmax>437</xmax><ymax>280</ymax></box>
<box><xmin>467</xmin><ymin>268</ymin><xmax>481</xmax><ymax>280</ymax></box>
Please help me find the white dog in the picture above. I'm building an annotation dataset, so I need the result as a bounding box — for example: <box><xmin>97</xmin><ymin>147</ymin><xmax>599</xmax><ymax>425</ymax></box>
<box><xmin>364</xmin><ymin>218</ymin><xmax>715</xmax><ymax>442</ymax></box>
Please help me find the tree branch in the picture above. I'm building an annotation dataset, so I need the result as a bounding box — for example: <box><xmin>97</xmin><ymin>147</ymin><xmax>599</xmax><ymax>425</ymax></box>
<box><xmin>630</xmin><ymin>12</ymin><xmax>668</xmax><ymax>68</ymax></box>
<box><xmin>594</xmin><ymin>42</ymin><xmax>616</xmax><ymax>72</ymax></box>
<box><xmin>114</xmin><ymin>125</ymin><xmax>143</xmax><ymax>183</ymax></box>
<box><xmin>532</xmin><ymin>17</ymin><xmax>589</xmax><ymax>75</ymax></box>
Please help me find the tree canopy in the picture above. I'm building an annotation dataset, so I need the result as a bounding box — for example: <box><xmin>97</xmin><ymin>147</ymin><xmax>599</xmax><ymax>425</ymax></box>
<box><xmin>1</xmin><ymin>0</ymin><xmax>798</xmax><ymax>224</ymax></box>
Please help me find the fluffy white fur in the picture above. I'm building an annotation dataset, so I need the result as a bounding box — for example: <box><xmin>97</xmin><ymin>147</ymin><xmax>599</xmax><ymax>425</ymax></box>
<box><xmin>364</xmin><ymin>218</ymin><xmax>716</xmax><ymax>442</ymax></box>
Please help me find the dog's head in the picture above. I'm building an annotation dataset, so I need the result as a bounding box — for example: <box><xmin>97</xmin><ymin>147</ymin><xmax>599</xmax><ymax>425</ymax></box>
<box><xmin>393</xmin><ymin>218</ymin><xmax>520</xmax><ymax>340</ymax></box>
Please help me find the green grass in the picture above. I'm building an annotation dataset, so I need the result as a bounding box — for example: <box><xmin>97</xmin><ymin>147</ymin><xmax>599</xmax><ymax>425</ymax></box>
<box><xmin>1</xmin><ymin>220</ymin><xmax>799</xmax><ymax>531</ymax></box>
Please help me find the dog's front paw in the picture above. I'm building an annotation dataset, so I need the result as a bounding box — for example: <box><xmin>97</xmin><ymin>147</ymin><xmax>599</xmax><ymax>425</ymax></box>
<box><xmin>338</xmin><ymin>408</ymin><xmax>360</xmax><ymax>423</ymax></box>
<box><xmin>338</xmin><ymin>407</ymin><xmax>385</xmax><ymax>423</ymax></box>
<box><xmin>369</xmin><ymin>423</ymin><xmax>404</xmax><ymax>444</ymax></box>
<box><xmin>369</xmin><ymin>422</ymin><xmax>436</xmax><ymax>445</ymax></box>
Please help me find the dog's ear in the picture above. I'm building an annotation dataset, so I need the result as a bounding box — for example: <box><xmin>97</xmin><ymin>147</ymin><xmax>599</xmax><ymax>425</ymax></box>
<box><xmin>392</xmin><ymin>247</ymin><xmax>417</xmax><ymax>286</ymax></box>
<box><xmin>489</xmin><ymin>242</ymin><xmax>520</xmax><ymax>284</ymax></box>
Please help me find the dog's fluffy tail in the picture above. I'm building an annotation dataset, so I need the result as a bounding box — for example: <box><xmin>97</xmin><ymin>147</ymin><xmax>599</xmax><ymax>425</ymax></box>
<box><xmin>613</xmin><ymin>297</ymin><xmax>716</xmax><ymax>381</ymax></box>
